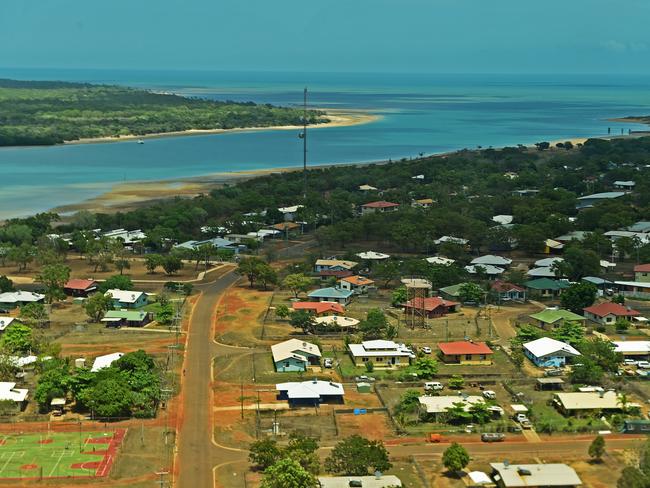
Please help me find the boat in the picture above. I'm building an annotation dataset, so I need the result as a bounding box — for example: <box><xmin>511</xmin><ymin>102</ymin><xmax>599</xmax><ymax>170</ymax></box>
<box><xmin>136</xmin><ymin>139</ymin><xmax>144</xmax><ymax>144</ymax></box>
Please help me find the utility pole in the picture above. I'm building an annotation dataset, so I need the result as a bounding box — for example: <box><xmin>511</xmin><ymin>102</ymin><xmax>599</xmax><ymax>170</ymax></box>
<box><xmin>298</xmin><ymin>87</ymin><xmax>308</xmax><ymax>199</ymax></box>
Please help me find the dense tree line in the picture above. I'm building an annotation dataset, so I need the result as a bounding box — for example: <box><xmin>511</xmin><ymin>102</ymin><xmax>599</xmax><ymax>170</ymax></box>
<box><xmin>0</xmin><ymin>79</ymin><xmax>326</xmax><ymax>146</ymax></box>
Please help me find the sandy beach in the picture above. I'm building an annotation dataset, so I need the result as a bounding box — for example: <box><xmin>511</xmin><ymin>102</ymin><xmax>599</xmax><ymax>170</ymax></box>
<box><xmin>64</xmin><ymin>109</ymin><xmax>380</xmax><ymax>145</ymax></box>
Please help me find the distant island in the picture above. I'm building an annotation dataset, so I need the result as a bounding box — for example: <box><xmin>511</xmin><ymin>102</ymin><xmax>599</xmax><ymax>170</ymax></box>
<box><xmin>0</xmin><ymin>79</ymin><xmax>329</xmax><ymax>146</ymax></box>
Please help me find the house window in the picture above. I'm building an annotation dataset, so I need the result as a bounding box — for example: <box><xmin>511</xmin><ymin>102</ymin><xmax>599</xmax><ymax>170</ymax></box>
<box><xmin>465</xmin><ymin>355</ymin><xmax>472</xmax><ymax>360</ymax></box>
<box><xmin>377</xmin><ymin>357</ymin><xmax>383</xmax><ymax>362</ymax></box>
<box><xmin>284</xmin><ymin>362</ymin><xmax>290</xmax><ymax>368</ymax></box>
<box><xmin>362</xmin><ymin>357</ymin><xmax>369</xmax><ymax>362</ymax></box>
<box><xmin>479</xmin><ymin>355</ymin><xmax>486</xmax><ymax>360</ymax></box>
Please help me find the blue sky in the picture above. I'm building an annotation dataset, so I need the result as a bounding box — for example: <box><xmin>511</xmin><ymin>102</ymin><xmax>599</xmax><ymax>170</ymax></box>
<box><xmin>1</xmin><ymin>0</ymin><xmax>649</xmax><ymax>73</ymax></box>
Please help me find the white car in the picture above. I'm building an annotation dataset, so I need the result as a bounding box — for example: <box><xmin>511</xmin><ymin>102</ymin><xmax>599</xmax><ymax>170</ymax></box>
<box><xmin>425</xmin><ymin>382</ymin><xmax>444</xmax><ymax>391</ymax></box>
<box><xmin>324</xmin><ymin>358</ymin><xmax>333</xmax><ymax>368</ymax></box>
<box><xmin>482</xmin><ymin>390</ymin><xmax>496</xmax><ymax>400</ymax></box>
<box><xmin>421</xmin><ymin>346</ymin><xmax>432</xmax><ymax>354</ymax></box>
<box><xmin>638</xmin><ymin>361</ymin><xmax>650</xmax><ymax>369</ymax></box>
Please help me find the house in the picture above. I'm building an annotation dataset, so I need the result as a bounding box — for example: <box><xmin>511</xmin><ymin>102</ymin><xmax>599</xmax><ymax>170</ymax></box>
<box><xmin>318</xmin><ymin>475</ymin><xmax>402</xmax><ymax>488</ymax></box>
<box><xmin>535</xmin><ymin>257</ymin><xmax>563</xmax><ymax>268</ymax></box>
<box><xmin>0</xmin><ymin>291</ymin><xmax>45</xmax><ymax>309</ymax></box>
<box><xmin>174</xmin><ymin>237</ymin><xmax>239</xmax><ymax>252</ymax></box>
<box><xmin>581</xmin><ymin>276</ymin><xmax>613</xmax><ymax>296</ymax></box>
<box><xmin>339</xmin><ymin>276</ymin><xmax>374</xmax><ymax>295</ymax></box>
<box><xmin>635</xmin><ymin>264</ymin><xmax>650</xmax><ymax>282</ymax></box>
<box><xmin>434</xmin><ymin>236</ymin><xmax>468</xmax><ymax>246</ymax></box>
<box><xmin>526</xmin><ymin>267</ymin><xmax>558</xmax><ymax>279</ymax></box>
<box><xmin>276</xmin><ymin>379</ymin><xmax>344</xmax><ymax>406</ymax></box>
<box><xmin>356</xmin><ymin>251</ymin><xmax>390</xmax><ymax>261</ymax></box>
<box><xmin>308</xmin><ymin>287</ymin><xmax>353</xmax><ymax>305</ymax></box>
<box><xmin>271</xmin><ymin>339</ymin><xmax>321</xmax><ymax>372</ymax></box>
<box><xmin>412</xmin><ymin>198</ymin><xmax>434</xmax><ymax>209</ymax></box>
<box><xmin>90</xmin><ymin>352</ymin><xmax>124</xmax><ymax>372</ymax></box>
<box><xmin>614</xmin><ymin>180</ymin><xmax>635</xmax><ymax>191</ymax></box>
<box><xmin>104</xmin><ymin>289</ymin><xmax>147</xmax><ymax>309</ymax></box>
<box><xmin>64</xmin><ymin>279</ymin><xmax>98</xmax><ymax>297</ymax></box>
<box><xmin>529</xmin><ymin>308</ymin><xmax>585</xmax><ymax>329</ymax></box>
<box><xmin>438</xmin><ymin>283</ymin><xmax>471</xmax><ymax>302</ymax></box>
<box><xmin>101</xmin><ymin>310</ymin><xmax>151</xmax><ymax>327</ymax></box>
<box><xmin>576</xmin><ymin>191</ymin><xmax>625</xmax><ymax>210</ymax></box>
<box><xmin>492</xmin><ymin>215</ymin><xmax>513</xmax><ymax>225</ymax></box>
<box><xmin>523</xmin><ymin>337</ymin><xmax>580</xmax><ymax>368</ymax></box>
<box><xmin>552</xmin><ymin>390</ymin><xmax>637</xmax><ymax>416</ymax></box>
<box><xmin>622</xmin><ymin>420</ymin><xmax>650</xmax><ymax>434</ymax></box>
<box><xmin>313</xmin><ymin>316</ymin><xmax>360</xmax><ymax>329</ymax></box>
<box><xmin>358</xmin><ymin>184</ymin><xmax>378</xmax><ymax>191</ymax></box>
<box><xmin>360</xmin><ymin>201</ymin><xmax>399</xmax><ymax>215</ymax></box>
<box><xmin>612</xmin><ymin>341</ymin><xmax>650</xmax><ymax>360</ymax></box>
<box><xmin>523</xmin><ymin>278</ymin><xmax>569</xmax><ymax>298</ymax></box>
<box><xmin>465</xmin><ymin>264</ymin><xmax>505</xmax><ymax>278</ymax></box>
<box><xmin>614</xmin><ymin>280</ymin><xmax>650</xmax><ymax>299</ymax></box>
<box><xmin>0</xmin><ymin>382</ymin><xmax>29</xmax><ymax>412</ymax></box>
<box><xmin>583</xmin><ymin>302</ymin><xmax>641</xmax><ymax>325</ymax></box>
<box><xmin>628</xmin><ymin>221</ymin><xmax>650</xmax><ymax>233</ymax></box>
<box><xmin>554</xmin><ymin>231</ymin><xmax>589</xmax><ymax>243</ymax></box>
<box><xmin>418</xmin><ymin>395</ymin><xmax>486</xmax><ymax>417</ymax></box>
<box><xmin>270</xmin><ymin>222</ymin><xmax>301</xmax><ymax>233</ymax></box>
<box><xmin>471</xmin><ymin>255</ymin><xmax>512</xmax><ymax>267</ymax></box>
<box><xmin>291</xmin><ymin>302</ymin><xmax>345</xmax><ymax>316</ymax></box>
<box><xmin>544</xmin><ymin>239</ymin><xmax>565</xmax><ymax>254</ymax></box>
<box><xmin>0</xmin><ymin>316</ymin><xmax>18</xmax><ymax>333</ymax></box>
<box><xmin>318</xmin><ymin>269</ymin><xmax>354</xmax><ymax>282</ymax></box>
<box><xmin>490</xmin><ymin>281</ymin><xmax>526</xmax><ymax>301</ymax></box>
<box><xmin>438</xmin><ymin>341</ymin><xmax>493</xmax><ymax>365</ymax></box>
<box><xmin>490</xmin><ymin>463</ymin><xmax>582</xmax><ymax>488</ymax></box>
<box><xmin>348</xmin><ymin>340</ymin><xmax>413</xmax><ymax>367</ymax></box>
<box><xmin>314</xmin><ymin>259</ymin><xmax>358</xmax><ymax>273</ymax></box>
<box><xmin>403</xmin><ymin>297</ymin><xmax>459</xmax><ymax>318</ymax></box>
<box><xmin>425</xmin><ymin>256</ymin><xmax>455</xmax><ymax>266</ymax></box>
<box><xmin>103</xmin><ymin>228</ymin><xmax>146</xmax><ymax>245</ymax></box>
<box><xmin>512</xmin><ymin>189</ymin><xmax>539</xmax><ymax>197</ymax></box>
<box><xmin>278</xmin><ymin>205</ymin><xmax>303</xmax><ymax>221</ymax></box>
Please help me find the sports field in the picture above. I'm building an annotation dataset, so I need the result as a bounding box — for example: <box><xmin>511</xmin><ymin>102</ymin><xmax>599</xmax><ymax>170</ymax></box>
<box><xmin>0</xmin><ymin>429</ymin><xmax>125</xmax><ymax>480</ymax></box>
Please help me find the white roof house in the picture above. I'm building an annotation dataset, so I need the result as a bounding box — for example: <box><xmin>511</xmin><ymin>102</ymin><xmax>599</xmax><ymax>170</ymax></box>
<box><xmin>434</xmin><ymin>236</ymin><xmax>468</xmax><ymax>245</ymax></box>
<box><xmin>418</xmin><ymin>395</ymin><xmax>485</xmax><ymax>414</ymax></box>
<box><xmin>492</xmin><ymin>215</ymin><xmax>514</xmax><ymax>225</ymax></box>
<box><xmin>90</xmin><ymin>352</ymin><xmax>124</xmax><ymax>372</ymax></box>
<box><xmin>359</xmin><ymin>184</ymin><xmax>378</xmax><ymax>191</ymax></box>
<box><xmin>490</xmin><ymin>463</ymin><xmax>582</xmax><ymax>487</ymax></box>
<box><xmin>0</xmin><ymin>291</ymin><xmax>45</xmax><ymax>304</ymax></box>
<box><xmin>0</xmin><ymin>317</ymin><xmax>16</xmax><ymax>331</ymax></box>
<box><xmin>271</xmin><ymin>339</ymin><xmax>321</xmax><ymax>364</ymax></box>
<box><xmin>348</xmin><ymin>340</ymin><xmax>413</xmax><ymax>358</ymax></box>
<box><xmin>534</xmin><ymin>257</ymin><xmax>564</xmax><ymax>268</ymax></box>
<box><xmin>104</xmin><ymin>289</ymin><xmax>145</xmax><ymax>304</ymax></box>
<box><xmin>356</xmin><ymin>251</ymin><xmax>390</xmax><ymax>260</ymax></box>
<box><xmin>613</xmin><ymin>341</ymin><xmax>650</xmax><ymax>355</ymax></box>
<box><xmin>471</xmin><ymin>255</ymin><xmax>512</xmax><ymax>267</ymax></box>
<box><xmin>313</xmin><ymin>316</ymin><xmax>360</xmax><ymax>328</ymax></box>
<box><xmin>425</xmin><ymin>256</ymin><xmax>456</xmax><ymax>266</ymax></box>
<box><xmin>465</xmin><ymin>264</ymin><xmax>505</xmax><ymax>276</ymax></box>
<box><xmin>523</xmin><ymin>337</ymin><xmax>580</xmax><ymax>359</ymax></box>
<box><xmin>553</xmin><ymin>390</ymin><xmax>637</xmax><ymax>412</ymax></box>
<box><xmin>315</xmin><ymin>259</ymin><xmax>358</xmax><ymax>270</ymax></box>
<box><xmin>0</xmin><ymin>382</ymin><xmax>28</xmax><ymax>403</ymax></box>
<box><xmin>276</xmin><ymin>380</ymin><xmax>344</xmax><ymax>400</ymax></box>
<box><xmin>103</xmin><ymin>228</ymin><xmax>146</xmax><ymax>244</ymax></box>
<box><xmin>526</xmin><ymin>267</ymin><xmax>557</xmax><ymax>278</ymax></box>
<box><xmin>278</xmin><ymin>205</ymin><xmax>303</xmax><ymax>214</ymax></box>
<box><xmin>318</xmin><ymin>475</ymin><xmax>402</xmax><ymax>488</ymax></box>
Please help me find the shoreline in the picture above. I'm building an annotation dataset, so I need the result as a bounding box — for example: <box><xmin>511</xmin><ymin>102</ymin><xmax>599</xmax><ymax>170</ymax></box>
<box><xmin>63</xmin><ymin>109</ymin><xmax>380</xmax><ymax>146</ymax></box>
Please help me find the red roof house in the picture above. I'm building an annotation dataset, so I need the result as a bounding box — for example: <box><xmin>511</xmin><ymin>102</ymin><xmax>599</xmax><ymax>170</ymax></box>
<box><xmin>490</xmin><ymin>280</ymin><xmax>526</xmax><ymax>301</ymax></box>
<box><xmin>403</xmin><ymin>297</ymin><xmax>459</xmax><ymax>318</ymax></box>
<box><xmin>64</xmin><ymin>279</ymin><xmax>98</xmax><ymax>297</ymax></box>
<box><xmin>438</xmin><ymin>341</ymin><xmax>493</xmax><ymax>365</ymax></box>
<box><xmin>360</xmin><ymin>201</ymin><xmax>400</xmax><ymax>215</ymax></box>
<box><xmin>291</xmin><ymin>302</ymin><xmax>345</xmax><ymax>316</ymax></box>
<box><xmin>583</xmin><ymin>302</ymin><xmax>641</xmax><ymax>325</ymax></box>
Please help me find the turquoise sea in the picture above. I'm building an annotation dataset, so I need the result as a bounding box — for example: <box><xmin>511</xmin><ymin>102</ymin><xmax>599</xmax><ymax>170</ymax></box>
<box><xmin>0</xmin><ymin>69</ymin><xmax>649</xmax><ymax>219</ymax></box>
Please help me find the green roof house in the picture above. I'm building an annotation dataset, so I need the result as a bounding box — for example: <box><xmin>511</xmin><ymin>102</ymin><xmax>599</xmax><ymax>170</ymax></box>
<box><xmin>523</xmin><ymin>278</ymin><xmax>569</xmax><ymax>298</ymax></box>
<box><xmin>101</xmin><ymin>310</ymin><xmax>151</xmax><ymax>327</ymax></box>
<box><xmin>529</xmin><ymin>308</ymin><xmax>586</xmax><ymax>330</ymax></box>
<box><xmin>438</xmin><ymin>283</ymin><xmax>471</xmax><ymax>302</ymax></box>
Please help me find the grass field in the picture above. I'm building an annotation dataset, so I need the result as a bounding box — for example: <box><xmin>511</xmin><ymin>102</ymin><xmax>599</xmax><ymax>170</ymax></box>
<box><xmin>0</xmin><ymin>429</ymin><xmax>124</xmax><ymax>480</ymax></box>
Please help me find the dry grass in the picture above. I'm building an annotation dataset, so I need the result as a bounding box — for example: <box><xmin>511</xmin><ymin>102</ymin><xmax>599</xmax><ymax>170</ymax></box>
<box><xmin>215</xmin><ymin>285</ymin><xmax>273</xmax><ymax>345</ymax></box>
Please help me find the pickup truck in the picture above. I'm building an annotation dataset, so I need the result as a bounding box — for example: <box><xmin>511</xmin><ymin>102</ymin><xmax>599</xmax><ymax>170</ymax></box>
<box><xmin>515</xmin><ymin>414</ymin><xmax>532</xmax><ymax>429</ymax></box>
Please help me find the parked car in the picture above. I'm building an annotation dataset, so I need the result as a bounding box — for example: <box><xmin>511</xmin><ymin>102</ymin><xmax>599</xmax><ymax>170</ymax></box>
<box><xmin>421</xmin><ymin>346</ymin><xmax>432</xmax><ymax>354</ymax></box>
<box><xmin>482</xmin><ymin>390</ymin><xmax>496</xmax><ymax>400</ymax></box>
<box><xmin>481</xmin><ymin>433</ymin><xmax>505</xmax><ymax>442</ymax></box>
<box><xmin>425</xmin><ymin>382</ymin><xmax>444</xmax><ymax>391</ymax></box>
<box><xmin>544</xmin><ymin>368</ymin><xmax>564</xmax><ymax>377</ymax></box>
<box><xmin>624</xmin><ymin>359</ymin><xmax>639</xmax><ymax>366</ymax></box>
<box><xmin>520</xmin><ymin>419</ymin><xmax>532</xmax><ymax>429</ymax></box>
<box><xmin>638</xmin><ymin>361</ymin><xmax>650</xmax><ymax>369</ymax></box>
<box><xmin>427</xmin><ymin>433</ymin><xmax>443</xmax><ymax>443</ymax></box>
<box><xmin>324</xmin><ymin>358</ymin><xmax>333</xmax><ymax>368</ymax></box>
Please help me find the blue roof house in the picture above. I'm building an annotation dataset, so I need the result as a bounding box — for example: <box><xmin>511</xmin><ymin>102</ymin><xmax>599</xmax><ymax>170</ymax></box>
<box><xmin>308</xmin><ymin>287</ymin><xmax>353</xmax><ymax>305</ymax></box>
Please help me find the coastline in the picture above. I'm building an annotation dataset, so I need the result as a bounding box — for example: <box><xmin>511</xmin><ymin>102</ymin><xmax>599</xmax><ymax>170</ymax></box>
<box><xmin>63</xmin><ymin>109</ymin><xmax>380</xmax><ymax>146</ymax></box>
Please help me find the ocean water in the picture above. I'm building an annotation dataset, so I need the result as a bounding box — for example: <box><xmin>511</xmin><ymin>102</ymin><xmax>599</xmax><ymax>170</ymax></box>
<box><xmin>0</xmin><ymin>69</ymin><xmax>649</xmax><ymax>219</ymax></box>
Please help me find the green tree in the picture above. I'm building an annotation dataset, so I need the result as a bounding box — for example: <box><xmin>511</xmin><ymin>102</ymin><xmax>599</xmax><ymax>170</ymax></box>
<box><xmin>511</xmin><ymin>349</ymin><xmax>525</xmax><ymax>369</ymax></box>
<box><xmin>391</xmin><ymin>286</ymin><xmax>407</xmax><ymax>306</ymax></box>
<box><xmin>0</xmin><ymin>275</ymin><xmax>14</xmax><ymax>293</ymax></box>
<box><xmin>290</xmin><ymin>310</ymin><xmax>316</xmax><ymax>334</ymax></box>
<box><xmin>442</xmin><ymin>442</ymin><xmax>470</xmax><ymax>474</ymax></box>
<box><xmin>554</xmin><ymin>247</ymin><xmax>600</xmax><ymax>281</ymax></box>
<box><xmin>260</xmin><ymin>458</ymin><xmax>318</xmax><ymax>488</ymax></box>
<box><xmin>8</xmin><ymin>243</ymin><xmax>35</xmax><ymax>271</ymax></box>
<box><xmin>616</xmin><ymin>318</ymin><xmax>631</xmax><ymax>332</ymax></box>
<box><xmin>511</xmin><ymin>324</ymin><xmax>542</xmax><ymax>345</ymax></box>
<box><xmin>249</xmin><ymin>437</ymin><xmax>281</xmax><ymax>470</ymax></box>
<box><xmin>99</xmin><ymin>274</ymin><xmax>134</xmax><ymax>292</ymax></box>
<box><xmin>285</xmin><ymin>433</ymin><xmax>320</xmax><ymax>475</ymax></box>
<box><xmin>551</xmin><ymin>321</ymin><xmax>584</xmax><ymax>348</ymax></box>
<box><xmin>469</xmin><ymin>401</ymin><xmax>492</xmax><ymax>424</ymax></box>
<box><xmin>580</xmin><ymin>338</ymin><xmax>623</xmax><ymax>372</ymax></box>
<box><xmin>570</xmin><ymin>358</ymin><xmax>603</xmax><ymax>385</ymax></box>
<box><xmin>459</xmin><ymin>282</ymin><xmax>484</xmax><ymax>304</ymax></box>
<box><xmin>237</xmin><ymin>257</ymin><xmax>264</xmax><ymax>288</ymax></box>
<box><xmin>84</xmin><ymin>292</ymin><xmax>113</xmax><ymax>322</ymax></box>
<box><xmin>448</xmin><ymin>375</ymin><xmax>465</xmax><ymax>389</ymax></box>
<box><xmin>88</xmin><ymin>377</ymin><xmax>133</xmax><ymax>418</ymax></box>
<box><xmin>162</xmin><ymin>255</ymin><xmax>184</xmax><ymax>275</ymax></box>
<box><xmin>114</xmin><ymin>257</ymin><xmax>131</xmax><ymax>275</ymax></box>
<box><xmin>19</xmin><ymin>302</ymin><xmax>48</xmax><ymax>328</ymax></box>
<box><xmin>157</xmin><ymin>303</ymin><xmax>175</xmax><ymax>325</ymax></box>
<box><xmin>144</xmin><ymin>254</ymin><xmax>163</xmax><ymax>273</ymax></box>
<box><xmin>324</xmin><ymin>435</ymin><xmax>392</xmax><ymax>476</ymax></box>
<box><xmin>359</xmin><ymin>309</ymin><xmax>392</xmax><ymax>340</ymax></box>
<box><xmin>412</xmin><ymin>357</ymin><xmax>438</xmax><ymax>379</ymax></box>
<box><xmin>617</xmin><ymin>467</ymin><xmax>649</xmax><ymax>488</ymax></box>
<box><xmin>374</xmin><ymin>260</ymin><xmax>400</xmax><ymax>288</ymax></box>
<box><xmin>394</xmin><ymin>389</ymin><xmax>422</xmax><ymax>416</ymax></box>
<box><xmin>588</xmin><ymin>435</ymin><xmax>605</xmax><ymax>462</ymax></box>
<box><xmin>0</xmin><ymin>323</ymin><xmax>34</xmax><ymax>354</ymax></box>
<box><xmin>275</xmin><ymin>304</ymin><xmax>290</xmax><ymax>319</ymax></box>
<box><xmin>37</xmin><ymin>263</ymin><xmax>71</xmax><ymax>303</ymax></box>
<box><xmin>257</xmin><ymin>262</ymin><xmax>278</xmax><ymax>290</ymax></box>
<box><xmin>282</xmin><ymin>273</ymin><xmax>312</xmax><ymax>298</ymax></box>
<box><xmin>560</xmin><ymin>282</ymin><xmax>597</xmax><ymax>313</ymax></box>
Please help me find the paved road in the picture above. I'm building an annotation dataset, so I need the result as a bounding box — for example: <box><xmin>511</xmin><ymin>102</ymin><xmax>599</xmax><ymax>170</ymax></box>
<box><xmin>176</xmin><ymin>269</ymin><xmax>244</xmax><ymax>488</ymax></box>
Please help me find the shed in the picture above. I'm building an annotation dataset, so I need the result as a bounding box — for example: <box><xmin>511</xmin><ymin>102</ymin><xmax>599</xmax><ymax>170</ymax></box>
<box><xmin>536</xmin><ymin>378</ymin><xmax>564</xmax><ymax>391</ymax></box>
